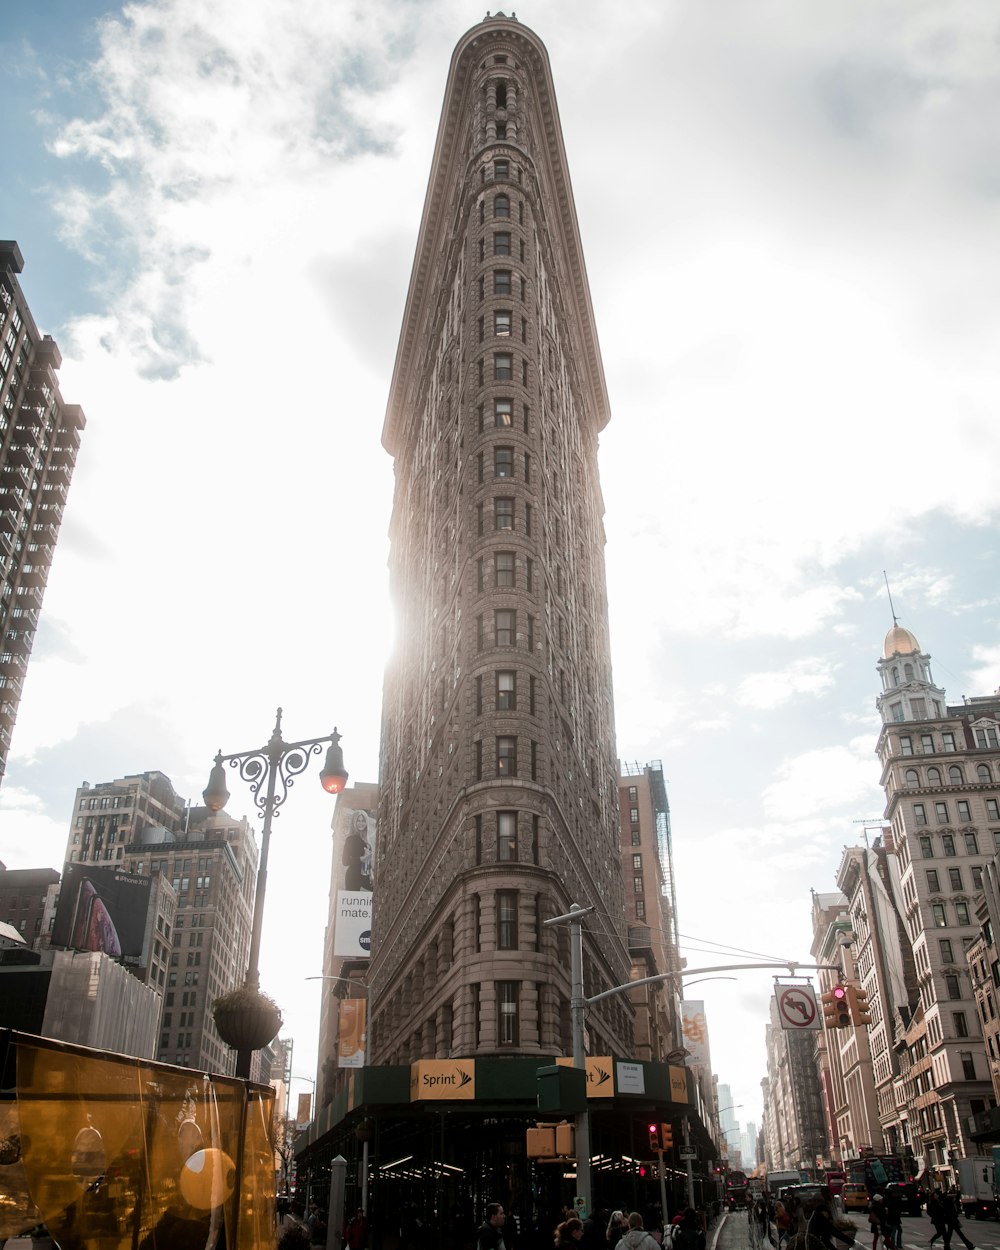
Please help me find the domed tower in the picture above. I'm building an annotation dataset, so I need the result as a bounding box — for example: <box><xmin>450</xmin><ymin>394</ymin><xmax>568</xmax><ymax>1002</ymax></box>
<box><xmin>371</xmin><ymin>15</ymin><xmax>633</xmax><ymax>1064</ymax></box>
<box><xmin>876</xmin><ymin>622</ymin><xmax>947</xmax><ymax>726</ymax></box>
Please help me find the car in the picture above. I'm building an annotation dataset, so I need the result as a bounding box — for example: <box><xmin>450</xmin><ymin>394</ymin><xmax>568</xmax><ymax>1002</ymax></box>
<box><xmin>843</xmin><ymin>1183</ymin><xmax>870</xmax><ymax>1212</ymax></box>
<box><xmin>883</xmin><ymin>1182</ymin><xmax>922</xmax><ymax>1217</ymax></box>
<box><xmin>780</xmin><ymin>1184</ymin><xmax>827</xmax><ymax>1207</ymax></box>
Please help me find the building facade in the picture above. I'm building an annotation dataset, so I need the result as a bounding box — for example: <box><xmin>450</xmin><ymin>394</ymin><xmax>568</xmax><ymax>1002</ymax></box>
<box><xmin>0</xmin><ymin>242</ymin><xmax>85</xmax><ymax>782</ymax></box>
<box><xmin>369</xmin><ymin>14</ymin><xmax>631</xmax><ymax>1064</ymax></box>
<box><xmin>619</xmin><ymin>761</ymin><xmax>681</xmax><ymax>1062</ymax></box>
<box><xmin>0</xmin><ymin>864</ymin><xmax>60</xmax><ymax>949</ymax></box>
<box><xmin>763</xmin><ymin>995</ymin><xmax>830</xmax><ymax>1173</ymax></box>
<box><xmin>876</xmin><ymin>625</ymin><xmax>997</xmax><ymax>1169</ymax></box>
<box><xmin>63</xmin><ymin>771</ymin><xmax>258</xmax><ymax>1073</ymax></box>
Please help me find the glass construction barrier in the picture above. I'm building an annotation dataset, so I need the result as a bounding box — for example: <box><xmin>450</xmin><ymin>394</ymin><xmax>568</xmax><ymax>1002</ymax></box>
<box><xmin>0</xmin><ymin>1031</ymin><xmax>275</xmax><ymax>1249</ymax></box>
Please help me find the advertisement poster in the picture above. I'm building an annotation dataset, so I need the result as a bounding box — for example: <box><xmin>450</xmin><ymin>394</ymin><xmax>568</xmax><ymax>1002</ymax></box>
<box><xmin>51</xmin><ymin>863</ymin><xmax>152</xmax><ymax>959</ymax></box>
<box><xmin>338</xmin><ymin>998</ymin><xmax>367</xmax><ymax>1068</ymax></box>
<box><xmin>680</xmin><ymin>999</ymin><xmax>711</xmax><ymax>1069</ymax></box>
<box><xmin>332</xmin><ymin>802</ymin><xmax>375</xmax><ymax>958</ymax></box>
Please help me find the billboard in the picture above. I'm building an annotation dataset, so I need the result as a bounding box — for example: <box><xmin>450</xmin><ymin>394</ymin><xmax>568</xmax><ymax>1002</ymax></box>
<box><xmin>332</xmin><ymin>801</ymin><xmax>375</xmax><ymax>958</ymax></box>
<box><xmin>338</xmin><ymin>999</ymin><xmax>367</xmax><ymax>1068</ymax></box>
<box><xmin>51</xmin><ymin>863</ymin><xmax>151</xmax><ymax>959</ymax></box>
<box><xmin>680</xmin><ymin>999</ymin><xmax>711</xmax><ymax>1069</ymax></box>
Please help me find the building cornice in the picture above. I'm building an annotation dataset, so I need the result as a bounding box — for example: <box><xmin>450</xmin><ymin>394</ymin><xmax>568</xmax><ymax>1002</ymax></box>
<box><xmin>382</xmin><ymin>16</ymin><xmax>610</xmax><ymax>455</ymax></box>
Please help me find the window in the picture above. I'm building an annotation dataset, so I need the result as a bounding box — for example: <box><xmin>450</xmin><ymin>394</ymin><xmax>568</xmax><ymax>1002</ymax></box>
<box><xmin>475</xmin><ymin>740</ymin><xmax>483</xmax><ymax>780</ymax></box>
<box><xmin>477</xmin><ymin>614</ymin><xmax>485</xmax><ymax>650</ymax></box>
<box><xmin>494</xmin><ymin>446</ymin><xmax>514</xmax><ymax>476</ymax></box>
<box><xmin>945</xmin><ymin>974</ymin><xmax>961</xmax><ymax>1000</ymax></box>
<box><xmin>900</xmin><ymin>735</ymin><xmax>913</xmax><ymax>756</ymax></box>
<box><xmin>494</xmin><ymin>158</ymin><xmax>508</xmax><ymax>179</ymax></box>
<box><xmin>973</xmin><ymin>866</ymin><xmax>983</xmax><ymax>890</ymax></box>
<box><xmin>890</xmin><ymin>703</ymin><xmax>903</xmax><ymax>722</ymax></box>
<box><xmin>975</xmin><ymin>725</ymin><xmax>999</xmax><ymax>749</ymax></box>
<box><xmin>956</xmin><ymin>901</ymin><xmax>970</xmax><ymax>925</ymax></box>
<box><xmin>633</xmin><ymin>875</ymin><xmax>643</xmax><ymax>894</ymax></box>
<box><xmin>961</xmin><ymin>1051</ymin><xmax>977</xmax><ymax>1080</ymax></box>
<box><xmin>965</xmin><ymin>831</ymin><xmax>979</xmax><ymax>854</ymax></box>
<box><xmin>495</xmin><ymin>353</ymin><xmax>513</xmax><ymax>381</ymax></box>
<box><xmin>524</xmin><ymin>502</ymin><xmax>532</xmax><ymax>536</ymax></box>
<box><xmin>495</xmin><ymin>497</ymin><xmax>514</xmax><ymax>529</ymax></box>
<box><xmin>498</xmin><ymin>811</ymin><xmax>517</xmax><ymax>859</ymax></box>
<box><xmin>932</xmin><ymin>903</ymin><xmax>947</xmax><ymax>927</ymax></box>
<box><xmin>928</xmin><ymin>767</ymin><xmax>942</xmax><ymax>785</ymax></box>
<box><xmin>497</xmin><ymin>670</ymin><xmax>516</xmax><ymax>710</ymax></box>
<box><xmin>477</xmin><ymin>558</ymin><xmax>485</xmax><ymax>592</ymax></box>
<box><xmin>958</xmin><ymin>800</ymin><xmax>971</xmax><ymax>822</ymax></box>
<box><xmin>954</xmin><ymin>1011</ymin><xmax>969</xmax><ymax>1038</ymax></box>
<box><xmin>632</xmin><ymin>854</ymin><xmax>642</xmax><ymax>871</ymax></box>
<box><xmin>631</xmin><ymin>830</ymin><xmax>640</xmax><ymax>847</ymax></box>
<box><xmin>927</xmin><ymin>870</ymin><xmax>940</xmax><ymax>892</ymax></box>
<box><xmin>943</xmin><ymin>731</ymin><xmax>957</xmax><ymax>752</ymax></box>
<box><xmin>494</xmin><ymin>270</ymin><xmax>512</xmax><ymax>295</ymax></box>
<box><xmin>988</xmin><ymin>799</ymin><xmax>1000</xmax><ymax>821</ymax></box>
<box><xmin>635</xmin><ymin>898</ymin><xmax>646</xmax><ymax>920</ymax></box>
<box><xmin>495</xmin><ymin>310</ymin><xmax>512</xmax><ymax>337</ymax></box>
<box><xmin>921</xmin><ymin>733</ymin><xmax>934</xmax><ymax>753</ymax></box>
<box><xmin>919</xmin><ymin>834</ymin><xmax>933</xmax><ymax>858</ymax></box>
<box><xmin>498</xmin><ymin>981</ymin><xmax>518</xmax><ymax>1045</ymax></box>
<box><xmin>497</xmin><ymin>892</ymin><xmax>518</xmax><ymax>949</ymax></box>
<box><xmin>530</xmin><ymin>740</ymin><xmax>538</xmax><ymax>780</ymax></box>
<box><xmin>914</xmin><ymin>803</ymin><xmax>927</xmax><ymax>825</ymax></box>
<box><xmin>905</xmin><ymin>768</ymin><xmax>920</xmax><ymax>788</ymax></box>
<box><xmin>494</xmin><ymin>232</ymin><xmax>511</xmax><ymax>256</ymax></box>
<box><xmin>497</xmin><ymin>736</ymin><xmax>517</xmax><ymax>776</ymax></box>
<box><xmin>527</xmin><ymin>615</ymin><xmax>535</xmax><ymax>651</ymax></box>
<box><xmin>495</xmin><ymin>398</ymin><xmax>513</xmax><ymax>427</ymax></box>
<box><xmin>524</xmin><ymin>452</ymin><xmax>531</xmax><ymax>483</ymax></box>
<box><xmin>940</xmin><ymin>939</ymin><xmax>954</xmax><ymax>963</ymax></box>
<box><xmin>521</xmin><ymin>359</ymin><xmax>529</xmax><ymax>385</ymax></box>
<box><xmin>495</xmin><ymin>609</ymin><xmax>515</xmax><ymax>646</ymax></box>
<box><xmin>475</xmin><ymin>675</ymin><xmax>483</xmax><ymax>716</ymax></box>
<box><xmin>495</xmin><ymin>194</ymin><xmax>510</xmax><ymax>218</ymax></box>
<box><xmin>949</xmin><ymin>868</ymin><xmax>963</xmax><ymax>891</ymax></box>
<box><xmin>942</xmin><ymin>833</ymin><xmax>955</xmax><ymax>856</ymax></box>
<box><xmin>949</xmin><ymin>765</ymin><xmax>964</xmax><ymax>785</ymax></box>
<box><xmin>936</xmin><ymin>802</ymin><xmax>950</xmax><ymax>826</ymax></box>
<box><xmin>495</xmin><ymin>551</ymin><xmax>515</xmax><ymax>587</ymax></box>
<box><xmin>525</xmin><ymin>557</ymin><xmax>533</xmax><ymax>592</ymax></box>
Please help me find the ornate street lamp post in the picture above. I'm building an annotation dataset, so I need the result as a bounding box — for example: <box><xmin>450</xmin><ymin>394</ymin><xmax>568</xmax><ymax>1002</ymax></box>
<box><xmin>203</xmin><ymin>707</ymin><xmax>348</xmax><ymax>1079</ymax></box>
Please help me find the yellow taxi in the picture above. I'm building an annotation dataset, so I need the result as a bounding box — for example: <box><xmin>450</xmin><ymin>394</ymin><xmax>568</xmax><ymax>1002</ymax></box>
<box><xmin>843</xmin><ymin>1184</ymin><xmax>869</xmax><ymax>1213</ymax></box>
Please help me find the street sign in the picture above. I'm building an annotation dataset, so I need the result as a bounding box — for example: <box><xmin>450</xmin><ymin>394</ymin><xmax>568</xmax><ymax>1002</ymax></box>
<box><xmin>776</xmin><ymin>985</ymin><xmax>820</xmax><ymax>1031</ymax></box>
<box><xmin>679</xmin><ymin>1149</ymin><xmax>697</xmax><ymax>1160</ymax></box>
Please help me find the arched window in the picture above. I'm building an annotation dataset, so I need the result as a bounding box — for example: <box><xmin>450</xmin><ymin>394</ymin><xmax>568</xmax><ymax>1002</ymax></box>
<box><xmin>928</xmin><ymin>767</ymin><xmax>942</xmax><ymax>786</ymax></box>
<box><xmin>892</xmin><ymin>667</ymin><xmax>900</xmax><ymax>686</ymax></box>
<box><xmin>905</xmin><ymin>769</ymin><xmax>920</xmax><ymax>788</ymax></box>
<box><xmin>949</xmin><ymin>765</ymin><xmax>964</xmax><ymax>785</ymax></box>
<box><xmin>978</xmin><ymin>763</ymin><xmax>992</xmax><ymax>783</ymax></box>
<box><xmin>494</xmin><ymin>193</ymin><xmax>510</xmax><ymax>219</ymax></box>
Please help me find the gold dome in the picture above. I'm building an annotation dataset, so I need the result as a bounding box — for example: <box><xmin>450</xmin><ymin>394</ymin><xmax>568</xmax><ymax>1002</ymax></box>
<box><xmin>883</xmin><ymin>624</ymin><xmax>920</xmax><ymax>659</ymax></box>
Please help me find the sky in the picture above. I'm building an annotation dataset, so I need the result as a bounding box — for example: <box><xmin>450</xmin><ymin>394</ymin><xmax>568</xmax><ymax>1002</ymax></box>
<box><xmin>1</xmin><ymin>0</ymin><xmax>999</xmax><ymax>1146</ymax></box>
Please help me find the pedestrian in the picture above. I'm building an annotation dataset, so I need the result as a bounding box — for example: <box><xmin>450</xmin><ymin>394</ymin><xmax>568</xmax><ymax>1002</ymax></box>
<box><xmin>345</xmin><ymin>1207</ymin><xmax>369</xmax><ymax>1250</ymax></box>
<box><xmin>607</xmin><ymin>1212</ymin><xmax>630</xmax><ymax>1248</ymax></box>
<box><xmin>671</xmin><ymin>1210</ymin><xmax>705</xmax><ymax>1250</ymax></box>
<box><xmin>557</xmin><ymin>1218</ymin><xmax>586</xmax><ymax>1250</ymax></box>
<box><xmin>943</xmin><ymin>1191</ymin><xmax>974</xmax><ymax>1250</ymax></box>
<box><xmin>806</xmin><ymin>1192</ymin><xmax>855</xmax><ymax>1250</ymax></box>
<box><xmin>478</xmin><ymin>1203</ymin><xmax>508</xmax><ymax>1250</ymax></box>
<box><xmin>614</xmin><ymin>1212</ymin><xmax>660</xmax><ymax>1250</ymax></box>
<box><xmin>927</xmin><ymin>1191</ymin><xmax>950</xmax><ymax>1249</ymax></box>
<box><xmin>869</xmin><ymin>1194</ymin><xmax>886</xmax><ymax>1250</ymax></box>
<box><xmin>881</xmin><ymin>1187</ymin><xmax>903</xmax><ymax>1250</ymax></box>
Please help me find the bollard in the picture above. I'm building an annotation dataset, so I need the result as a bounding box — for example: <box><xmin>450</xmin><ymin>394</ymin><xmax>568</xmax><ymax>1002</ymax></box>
<box><xmin>326</xmin><ymin>1155</ymin><xmax>348</xmax><ymax>1250</ymax></box>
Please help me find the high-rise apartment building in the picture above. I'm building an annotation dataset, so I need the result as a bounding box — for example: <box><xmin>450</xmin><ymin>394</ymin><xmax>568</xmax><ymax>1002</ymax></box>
<box><xmin>0</xmin><ymin>243</ymin><xmax>85</xmax><ymax>781</ymax></box>
<box><xmin>64</xmin><ymin>771</ymin><xmax>258</xmax><ymax>1073</ymax></box>
<box><xmin>369</xmin><ymin>14</ymin><xmax>631</xmax><ymax>1063</ymax></box>
<box><xmin>875</xmin><ymin>624</ymin><xmax>997</xmax><ymax>1167</ymax></box>
<box><xmin>619</xmin><ymin>761</ymin><xmax>680</xmax><ymax>1061</ymax></box>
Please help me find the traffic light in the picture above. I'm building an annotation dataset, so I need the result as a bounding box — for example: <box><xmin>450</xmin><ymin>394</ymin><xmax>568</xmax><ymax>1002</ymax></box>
<box><xmin>822</xmin><ymin>983</ymin><xmax>851</xmax><ymax>1029</ymax></box>
<box><xmin>648</xmin><ymin>1122</ymin><xmax>662</xmax><ymax>1153</ymax></box>
<box><xmin>661</xmin><ymin>1123</ymin><xmax>673</xmax><ymax>1151</ymax></box>
<box><xmin>849</xmin><ymin>983</ymin><xmax>872</xmax><ymax>1027</ymax></box>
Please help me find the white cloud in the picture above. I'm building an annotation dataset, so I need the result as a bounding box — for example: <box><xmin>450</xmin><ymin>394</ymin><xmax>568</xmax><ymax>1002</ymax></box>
<box><xmin>737</xmin><ymin>658</ymin><xmax>837</xmax><ymax>710</ymax></box>
<box><xmin>762</xmin><ymin>737</ymin><xmax>883</xmax><ymax>823</ymax></box>
<box><xmin>965</xmin><ymin>643</ymin><xmax>1000</xmax><ymax>697</ymax></box>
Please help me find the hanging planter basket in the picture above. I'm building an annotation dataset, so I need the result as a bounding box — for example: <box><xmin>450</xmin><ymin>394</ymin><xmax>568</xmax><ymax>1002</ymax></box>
<box><xmin>212</xmin><ymin>986</ymin><xmax>282</xmax><ymax>1052</ymax></box>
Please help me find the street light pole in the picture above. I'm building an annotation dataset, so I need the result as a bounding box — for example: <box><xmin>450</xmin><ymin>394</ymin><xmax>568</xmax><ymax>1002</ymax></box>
<box><xmin>204</xmin><ymin>707</ymin><xmax>348</xmax><ymax>1079</ymax></box>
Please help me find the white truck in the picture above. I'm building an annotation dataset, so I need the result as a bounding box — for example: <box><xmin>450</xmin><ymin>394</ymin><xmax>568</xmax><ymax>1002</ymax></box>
<box><xmin>956</xmin><ymin>1156</ymin><xmax>997</xmax><ymax>1220</ymax></box>
<box><xmin>766</xmin><ymin>1170</ymin><xmax>804</xmax><ymax>1195</ymax></box>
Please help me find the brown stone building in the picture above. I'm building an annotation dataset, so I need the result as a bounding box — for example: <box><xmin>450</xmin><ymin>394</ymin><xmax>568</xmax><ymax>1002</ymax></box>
<box><xmin>369</xmin><ymin>13</ymin><xmax>632</xmax><ymax>1065</ymax></box>
<box><xmin>0</xmin><ymin>242</ymin><xmax>86</xmax><ymax>781</ymax></box>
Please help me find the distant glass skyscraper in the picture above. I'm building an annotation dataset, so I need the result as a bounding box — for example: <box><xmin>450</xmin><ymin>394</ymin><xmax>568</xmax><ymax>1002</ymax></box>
<box><xmin>0</xmin><ymin>243</ymin><xmax>86</xmax><ymax>781</ymax></box>
<box><xmin>369</xmin><ymin>14</ymin><xmax>632</xmax><ymax>1062</ymax></box>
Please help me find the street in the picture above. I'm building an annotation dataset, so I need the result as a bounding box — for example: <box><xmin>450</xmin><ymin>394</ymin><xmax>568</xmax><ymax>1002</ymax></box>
<box><xmin>713</xmin><ymin>1211</ymin><xmax>1000</xmax><ymax>1250</ymax></box>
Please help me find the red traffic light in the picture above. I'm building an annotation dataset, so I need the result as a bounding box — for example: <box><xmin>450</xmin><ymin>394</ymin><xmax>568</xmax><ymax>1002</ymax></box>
<box><xmin>832</xmin><ymin>985</ymin><xmax>847</xmax><ymax>1000</ymax></box>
